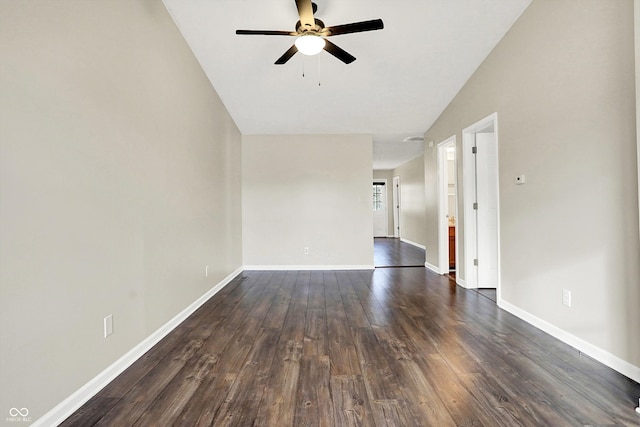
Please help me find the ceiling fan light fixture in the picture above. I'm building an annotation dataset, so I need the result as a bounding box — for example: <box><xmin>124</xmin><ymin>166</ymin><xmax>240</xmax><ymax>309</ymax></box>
<box><xmin>295</xmin><ymin>34</ymin><xmax>326</xmax><ymax>56</ymax></box>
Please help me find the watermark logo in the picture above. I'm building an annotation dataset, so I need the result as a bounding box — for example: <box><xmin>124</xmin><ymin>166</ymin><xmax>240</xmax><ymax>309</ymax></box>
<box><xmin>6</xmin><ymin>408</ymin><xmax>31</xmax><ymax>423</ymax></box>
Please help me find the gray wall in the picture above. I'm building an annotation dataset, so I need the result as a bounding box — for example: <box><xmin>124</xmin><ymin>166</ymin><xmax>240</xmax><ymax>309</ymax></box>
<box><xmin>392</xmin><ymin>155</ymin><xmax>427</xmax><ymax>248</ymax></box>
<box><xmin>242</xmin><ymin>134</ymin><xmax>374</xmax><ymax>268</ymax></box>
<box><xmin>0</xmin><ymin>0</ymin><xmax>243</xmax><ymax>419</ymax></box>
<box><xmin>424</xmin><ymin>0</ymin><xmax>639</xmax><ymax>370</ymax></box>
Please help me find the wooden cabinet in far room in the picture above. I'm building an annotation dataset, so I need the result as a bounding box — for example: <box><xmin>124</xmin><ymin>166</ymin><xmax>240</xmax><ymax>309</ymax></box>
<box><xmin>448</xmin><ymin>226</ymin><xmax>455</xmax><ymax>270</ymax></box>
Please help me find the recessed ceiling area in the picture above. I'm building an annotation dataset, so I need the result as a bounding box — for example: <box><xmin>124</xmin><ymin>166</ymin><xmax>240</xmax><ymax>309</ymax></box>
<box><xmin>162</xmin><ymin>0</ymin><xmax>531</xmax><ymax>169</ymax></box>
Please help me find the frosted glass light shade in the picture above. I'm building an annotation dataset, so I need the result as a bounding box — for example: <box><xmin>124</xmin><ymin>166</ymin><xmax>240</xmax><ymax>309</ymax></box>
<box><xmin>295</xmin><ymin>34</ymin><xmax>326</xmax><ymax>56</ymax></box>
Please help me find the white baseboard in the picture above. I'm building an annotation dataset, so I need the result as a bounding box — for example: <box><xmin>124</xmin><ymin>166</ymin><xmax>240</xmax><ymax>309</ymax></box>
<box><xmin>243</xmin><ymin>265</ymin><xmax>374</xmax><ymax>271</ymax></box>
<box><xmin>32</xmin><ymin>266</ymin><xmax>244</xmax><ymax>427</ymax></box>
<box><xmin>456</xmin><ymin>276</ymin><xmax>467</xmax><ymax>288</ymax></box>
<box><xmin>400</xmin><ymin>238</ymin><xmax>426</xmax><ymax>250</ymax></box>
<box><xmin>424</xmin><ymin>261</ymin><xmax>440</xmax><ymax>274</ymax></box>
<box><xmin>499</xmin><ymin>299</ymin><xmax>640</xmax><ymax>384</ymax></box>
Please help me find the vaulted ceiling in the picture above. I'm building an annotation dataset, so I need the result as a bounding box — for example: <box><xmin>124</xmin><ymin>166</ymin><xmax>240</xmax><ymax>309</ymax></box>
<box><xmin>162</xmin><ymin>0</ymin><xmax>531</xmax><ymax>169</ymax></box>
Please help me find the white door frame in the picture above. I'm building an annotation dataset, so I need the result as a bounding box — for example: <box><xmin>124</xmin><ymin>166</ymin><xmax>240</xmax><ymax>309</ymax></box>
<box><xmin>462</xmin><ymin>112</ymin><xmax>501</xmax><ymax>297</ymax></box>
<box><xmin>437</xmin><ymin>136</ymin><xmax>457</xmax><ymax>275</ymax></box>
<box><xmin>392</xmin><ymin>176</ymin><xmax>401</xmax><ymax>238</ymax></box>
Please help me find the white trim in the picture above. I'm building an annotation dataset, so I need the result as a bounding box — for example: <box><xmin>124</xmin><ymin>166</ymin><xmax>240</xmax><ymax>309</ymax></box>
<box><xmin>32</xmin><ymin>267</ymin><xmax>244</xmax><ymax>427</ymax></box>
<box><xmin>437</xmin><ymin>136</ymin><xmax>457</xmax><ymax>276</ymax></box>
<box><xmin>499</xmin><ymin>299</ymin><xmax>640</xmax><ymax>384</ymax></box>
<box><xmin>424</xmin><ymin>261</ymin><xmax>440</xmax><ymax>274</ymax></box>
<box><xmin>456</xmin><ymin>277</ymin><xmax>467</xmax><ymax>288</ymax></box>
<box><xmin>461</xmin><ymin>112</ymin><xmax>501</xmax><ymax>299</ymax></box>
<box><xmin>392</xmin><ymin>176</ymin><xmax>401</xmax><ymax>238</ymax></box>
<box><xmin>400</xmin><ymin>238</ymin><xmax>425</xmax><ymax>250</ymax></box>
<box><xmin>243</xmin><ymin>265</ymin><xmax>375</xmax><ymax>271</ymax></box>
<box><xmin>462</xmin><ymin>128</ymin><xmax>476</xmax><ymax>288</ymax></box>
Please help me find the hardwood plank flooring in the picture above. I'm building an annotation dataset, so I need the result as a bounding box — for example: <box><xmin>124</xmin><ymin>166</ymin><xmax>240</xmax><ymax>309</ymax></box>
<box><xmin>374</xmin><ymin>238</ymin><xmax>425</xmax><ymax>267</ymax></box>
<box><xmin>61</xmin><ymin>268</ymin><xmax>640</xmax><ymax>426</ymax></box>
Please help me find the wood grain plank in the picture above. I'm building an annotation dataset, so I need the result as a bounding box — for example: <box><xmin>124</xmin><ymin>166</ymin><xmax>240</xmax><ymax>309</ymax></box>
<box><xmin>327</xmin><ymin>311</ymin><xmax>361</xmax><ymax>376</ymax></box>
<box><xmin>94</xmin><ymin>339</ymin><xmax>203</xmax><ymax>426</ymax></box>
<box><xmin>294</xmin><ymin>355</ymin><xmax>333</xmax><ymax>427</ymax></box>
<box><xmin>330</xmin><ymin>375</ymin><xmax>375</xmax><ymax>427</ymax></box>
<box><xmin>173</xmin><ymin>372</ymin><xmax>237</xmax><ymax>426</ymax></box>
<box><xmin>211</xmin><ymin>328</ymin><xmax>280</xmax><ymax>426</ymax></box>
<box><xmin>133</xmin><ymin>354</ymin><xmax>218</xmax><ymax>426</ymax></box>
<box><xmin>254</xmin><ymin>340</ymin><xmax>303</xmax><ymax>427</ymax></box>
<box><xmin>304</xmin><ymin>308</ymin><xmax>328</xmax><ymax>356</ymax></box>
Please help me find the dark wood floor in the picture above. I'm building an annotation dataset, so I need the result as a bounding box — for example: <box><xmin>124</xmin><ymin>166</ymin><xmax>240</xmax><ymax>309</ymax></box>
<box><xmin>62</xmin><ymin>269</ymin><xmax>640</xmax><ymax>426</ymax></box>
<box><xmin>475</xmin><ymin>288</ymin><xmax>497</xmax><ymax>303</ymax></box>
<box><xmin>374</xmin><ymin>238</ymin><xmax>425</xmax><ymax>267</ymax></box>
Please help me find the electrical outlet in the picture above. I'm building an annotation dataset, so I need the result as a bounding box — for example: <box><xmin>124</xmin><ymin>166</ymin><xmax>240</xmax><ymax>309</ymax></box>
<box><xmin>104</xmin><ymin>314</ymin><xmax>113</xmax><ymax>338</ymax></box>
<box><xmin>304</xmin><ymin>247</ymin><xmax>310</xmax><ymax>255</ymax></box>
<box><xmin>562</xmin><ymin>289</ymin><xmax>572</xmax><ymax>307</ymax></box>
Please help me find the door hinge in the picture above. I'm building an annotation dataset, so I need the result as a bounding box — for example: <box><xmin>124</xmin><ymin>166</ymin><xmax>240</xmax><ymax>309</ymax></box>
<box><xmin>473</xmin><ymin>202</ymin><xmax>478</xmax><ymax>210</ymax></box>
<box><xmin>474</xmin><ymin>258</ymin><xmax>478</xmax><ymax>266</ymax></box>
<box><xmin>472</xmin><ymin>146</ymin><xmax>477</xmax><ymax>154</ymax></box>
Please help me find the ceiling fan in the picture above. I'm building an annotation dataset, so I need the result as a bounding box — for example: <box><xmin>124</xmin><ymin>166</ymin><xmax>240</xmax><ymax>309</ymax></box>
<box><xmin>235</xmin><ymin>0</ymin><xmax>383</xmax><ymax>65</ymax></box>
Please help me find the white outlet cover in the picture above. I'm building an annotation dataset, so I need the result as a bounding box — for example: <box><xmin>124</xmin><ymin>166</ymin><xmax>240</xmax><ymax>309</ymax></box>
<box><xmin>515</xmin><ymin>174</ymin><xmax>526</xmax><ymax>185</ymax></box>
<box><xmin>562</xmin><ymin>289</ymin><xmax>572</xmax><ymax>307</ymax></box>
<box><xmin>104</xmin><ymin>315</ymin><xmax>113</xmax><ymax>338</ymax></box>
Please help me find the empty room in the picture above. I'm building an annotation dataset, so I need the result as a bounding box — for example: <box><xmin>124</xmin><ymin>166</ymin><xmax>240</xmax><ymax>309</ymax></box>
<box><xmin>2</xmin><ymin>0</ymin><xmax>640</xmax><ymax>425</ymax></box>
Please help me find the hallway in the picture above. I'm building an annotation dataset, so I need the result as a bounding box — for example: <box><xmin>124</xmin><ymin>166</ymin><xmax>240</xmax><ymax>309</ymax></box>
<box><xmin>373</xmin><ymin>238</ymin><xmax>425</xmax><ymax>268</ymax></box>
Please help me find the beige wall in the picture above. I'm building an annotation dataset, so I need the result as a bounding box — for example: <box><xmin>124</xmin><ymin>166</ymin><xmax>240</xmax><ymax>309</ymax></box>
<box><xmin>373</xmin><ymin>170</ymin><xmax>395</xmax><ymax>236</ymax></box>
<box><xmin>242</xmin><ymin>134</ymin><xmax>373</xmax><ymax>268</ymax></box>
<box><xmin>636</xmin><ymin>0</ymin><xmax>640</xmax><ymax>235</ymax></box>
<box><xmin>392</xmin><ymin>155</ymin><xmax>427</xmax><ymax>248</ymax></box>
<box><xmin>424</xmin><ymin>0</ymin><xmax>639</xmax><ymax>371</ymax></box>
<box><xmin>0</xmin><ymin>0</ymin><xmax>242</xmax><ymax>420</ymax></box>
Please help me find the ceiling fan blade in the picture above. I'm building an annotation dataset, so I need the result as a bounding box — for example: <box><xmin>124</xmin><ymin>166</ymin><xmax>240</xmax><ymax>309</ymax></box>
<box><xmin>323</xmin><ymin>19</ymin><xmax>384</xmax><ymax>36</ymax></box>
<box><xmin>275</xmin><ymin>45</ymin><xmax>299</xmax><ymax>65</ymax></box>
<box><xmin>236</xmin><ymin>30</ymin><xmax>296</xmax><ymax>36</ymax></box>
<box><xmin>295</xmin><ymin>0</ymin><xmax>316</xmax><ymax>30</ymax></box>
<box><xmin>323</xmin><ymin>40</ymin><xmax>356</xmax><ymax>64</ymax></box>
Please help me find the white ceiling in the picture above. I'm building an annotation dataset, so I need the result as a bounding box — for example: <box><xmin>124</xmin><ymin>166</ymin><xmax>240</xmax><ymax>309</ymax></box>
<box><xmin>162</xmin><ymin>0</ymin><xmax>531</xmax><ymax>170</ymax></box>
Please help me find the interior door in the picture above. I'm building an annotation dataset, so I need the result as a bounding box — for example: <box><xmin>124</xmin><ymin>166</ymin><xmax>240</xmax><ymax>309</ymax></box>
<box><xmin>373</xmin><ymin>181</ymin><xmax>388</xmax><ymax>237</ymax></box>
<box><xmin>392</xmin><ymin>176</ymin><xmax>400</xmax><ymax>238</ymax></box>
<box><xmin>475</xmin><ymin>132</ymin><xmax>498</xmax><ymax>288</ymax></box>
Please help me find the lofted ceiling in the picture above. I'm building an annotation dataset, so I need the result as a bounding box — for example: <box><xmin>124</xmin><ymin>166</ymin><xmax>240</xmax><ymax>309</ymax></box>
<box><xmin>162</xmin><ymin>0</ymin><xmax>531</xmax><ymax>170</ymax></box>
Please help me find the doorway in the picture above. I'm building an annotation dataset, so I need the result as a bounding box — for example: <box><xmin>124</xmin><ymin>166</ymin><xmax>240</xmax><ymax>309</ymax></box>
<box><xmin>462</xmin><ymin>113</ymin><xmax>500</xmax><ymax>299</ymax></box>
<box><xmin>373</xmin><ymin>180</ymin><xmax>388</xmax><ymax>237</ymax></box>
<box><xmin>437</xmin><ymin>136</ymin><xmax>457</xmax><ymax>277</ymax></box>
<box><xmin>392</xmin><ymin>176</ymin><xmax>400</xmax><ymax>238</ymax></box>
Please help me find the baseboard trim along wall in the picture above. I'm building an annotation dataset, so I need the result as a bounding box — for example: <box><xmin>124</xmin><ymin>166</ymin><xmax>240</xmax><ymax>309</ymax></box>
<box><xmin>424</xmin><ymin>261</ymin><xmax>440</xmax><ymax>274</ymax></box>
<box><xmin>32</xmin><ymin>267</ymin><xmax>244</xmax><ymax>427</ymax></box>
<box><xmin>499</xmin><ymin>299</ymin><xmax>640</xmax><ymax>385</ymax></box>
<box><xmin>243</xmin><ymin>265</ymin><xmax>375</xmax><ymax>271</ymax></box>
<box><xmin>456</xmin><ymin>277</ymin><xmax>466</xmax><ymax>288</ymax></box>
<box><xmin>400</xmin><ymin>238</ymin><xmax>426</xmax><ymax>250</ymax></box>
